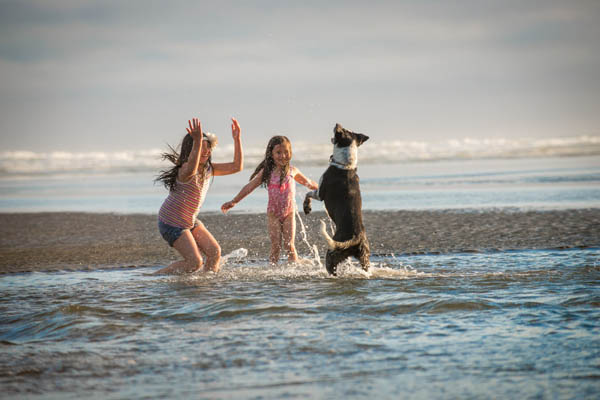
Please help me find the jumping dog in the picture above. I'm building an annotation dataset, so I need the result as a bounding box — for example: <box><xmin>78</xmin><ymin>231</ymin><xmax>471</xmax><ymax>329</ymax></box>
<box><xmin>303</xmin><ymin>123</ymin><xmax>370</xmax><ymax>275</ymax></box>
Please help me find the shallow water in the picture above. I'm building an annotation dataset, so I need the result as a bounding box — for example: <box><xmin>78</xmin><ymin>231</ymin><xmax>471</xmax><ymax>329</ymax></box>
<box><xmin>1</xmin><ymin>156</ymin><xmax>599</xmax><ymax>213</ymax></box>
<box><xmin>1</xmin><ymin>249</ymin><xmax>599</xmax><ymax>399</ymax></box>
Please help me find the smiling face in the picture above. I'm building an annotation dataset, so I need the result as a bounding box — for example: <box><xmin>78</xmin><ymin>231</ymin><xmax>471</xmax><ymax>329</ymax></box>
<box><xmin>199</xmin><ymin>140</ymin><xmax>212</xmax><ymax>163</ymax></box>
<box><xmin>271</xmin><ymin>142</ymin><xmax>292</xmax><ymax>169</ymax></box>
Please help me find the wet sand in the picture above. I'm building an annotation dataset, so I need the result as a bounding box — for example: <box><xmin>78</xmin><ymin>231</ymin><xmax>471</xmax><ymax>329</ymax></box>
<box><xmin>1</xmin><ymin>209</ymin><xmax>599</xmax><ymax>274</ymax></box>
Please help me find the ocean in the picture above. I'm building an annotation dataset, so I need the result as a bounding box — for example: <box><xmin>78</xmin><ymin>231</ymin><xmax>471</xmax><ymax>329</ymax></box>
<box><xmin>1</xmin><ymin>135</ymin><xmax>599</xmax><ymax>214</ymax></box>
<box><xmin>1</xmin><ymin>136</ymin><xmax>599</xmax><ymax>398</ymax></box>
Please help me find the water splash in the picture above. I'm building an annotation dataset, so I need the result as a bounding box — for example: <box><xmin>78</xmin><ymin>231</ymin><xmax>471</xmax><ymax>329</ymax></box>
<box><xmin>211</xmin><ymin>194</ymin><xmax>423</xmax><ymax>280</ymax></box>
<box><xmin>209</xmin><ymin>260</ymin><xmax>328</xmax><ymax>282</ymax></box>
<box><xmin>291</xmin><ymin>191</ymin><xmax>422</xmax><ymax>279</ymax></box>
<box><xmin>295</xmin><ymin>207</ymin><xmax>322</xmax><ymax>269</ymax></box>
<box><xmin>214</xmin><ymin>247</ymin><xmax>422</xmax><ymax>282</ymax></box>
<box><xmin>332</xmin><ymin>257</ymin><xmax>421</xmax><ymax>279</ymax></box>
<box><xmin>221</xmin><ymin>248</ymin><xmax>248</xmax><ymax>263</ymax></box>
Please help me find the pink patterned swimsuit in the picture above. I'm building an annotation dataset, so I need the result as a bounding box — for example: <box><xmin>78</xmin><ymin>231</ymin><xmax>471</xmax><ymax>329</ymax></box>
<box><xmin>267</xmin><ymin>169</ymin><xmax>296</xmax><ymax>222</ymax></box>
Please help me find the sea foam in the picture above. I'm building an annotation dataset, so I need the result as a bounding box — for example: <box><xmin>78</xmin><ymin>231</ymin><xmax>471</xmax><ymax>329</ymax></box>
<box><xmin>1</xmin><ymin>135</ymin><xmax>598</xmax><ymax>176</ymax></box>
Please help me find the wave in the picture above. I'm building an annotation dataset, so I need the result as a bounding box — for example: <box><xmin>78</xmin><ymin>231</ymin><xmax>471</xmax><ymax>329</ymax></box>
<box><xmin>0</xmin><ymin>149</ymin><xmax>164</xmax><ymax>177</ymax></box>
<box><xmin>1</xmin><ymin>135</ymin><xmax>599</xmax><ymax>176</ymax></box>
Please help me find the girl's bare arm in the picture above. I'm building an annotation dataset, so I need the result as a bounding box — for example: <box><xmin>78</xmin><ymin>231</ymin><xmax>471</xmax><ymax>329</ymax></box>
<box><xmin>292</xmin><ymin>167</ymin><xmax>318</xmax><ymax>190</ymax></box>
<box><xmin>221</xmin><ymin>169</ymin><xmax>264</xmax><ymax>213</ymax></box>
<box><xmin>213</xmin><ymin>118</ymin><xmax>244</xmax><ymax>176</ymax></box>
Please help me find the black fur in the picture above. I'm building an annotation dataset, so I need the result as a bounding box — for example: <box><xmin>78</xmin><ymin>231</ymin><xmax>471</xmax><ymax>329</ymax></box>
<box><xmin>304</xmin><ymin>123</ymin><xmax>370</xmax><ymax>275</ymax></box>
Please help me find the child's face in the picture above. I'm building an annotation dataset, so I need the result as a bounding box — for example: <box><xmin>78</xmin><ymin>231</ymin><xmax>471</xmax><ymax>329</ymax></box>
<box><xmin>200</xmin><ymin>140</ymin><xmax>212</xmax><ymax>163</ymax></box>
<box><xmin>272</xmin><ymin>143</ymin><xmax>291</xmax><ymax>168</ymax></box>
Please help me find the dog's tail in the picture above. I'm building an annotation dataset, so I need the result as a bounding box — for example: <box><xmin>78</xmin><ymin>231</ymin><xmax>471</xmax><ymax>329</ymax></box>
<box><xmin>320</xmin><ymin>220</ymin><xmax>362</xmax><ymax>250</ymax></box>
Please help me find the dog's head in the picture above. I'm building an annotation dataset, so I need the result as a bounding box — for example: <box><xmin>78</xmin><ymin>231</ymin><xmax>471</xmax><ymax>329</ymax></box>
<box><xmin>330</xmin><ymin>123</ymin><xmax>369</xmax><ymax>169</ymax></box>
<box><xmin>332</xmin><ymin>123</ymin><xmax>369</xmax><ymax>148</ymax></box>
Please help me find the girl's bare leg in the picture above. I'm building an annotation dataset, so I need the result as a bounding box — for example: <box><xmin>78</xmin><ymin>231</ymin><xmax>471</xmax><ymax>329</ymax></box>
<box><xmin>191</xmin><ymin>221</ymin><xmax>222</xmax><ymax>272</ymax></box>
<box><xmin>281</xmin><ymin>212</ymin><xmax>298</xmax><ymax>262</ymax></box>
<box><xmin>154</xmin><ymin>230</ymin><xmax>203</xmax><ymax>274</ymax></box>
<box><xmin>267</xmin><ymin>213</ymin><xmax>283</xmax><ymax>264</ymax></box>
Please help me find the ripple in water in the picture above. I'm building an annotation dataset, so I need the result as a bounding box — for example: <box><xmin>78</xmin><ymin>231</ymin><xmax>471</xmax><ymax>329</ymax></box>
<box><xmin>1</xmin><ymin>248</ymin><xmax>599</xmax><ymax>398</ymax></box>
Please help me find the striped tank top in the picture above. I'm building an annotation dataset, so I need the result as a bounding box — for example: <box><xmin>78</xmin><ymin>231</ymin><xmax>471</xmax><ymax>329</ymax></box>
<box><xmin>158</xmin><ymin>166</ymin><xmax>212</xmax><ymax>229</ymax></box>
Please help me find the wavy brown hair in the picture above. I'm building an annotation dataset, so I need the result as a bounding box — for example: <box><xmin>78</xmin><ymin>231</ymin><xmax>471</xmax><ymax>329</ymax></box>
<box><xmin>155</xmin><ymin>134</ymin><xmax>212</xmax><ymax>192</ymax></box>
<box><xmin>250</xmin><ymin>136</ymin><xmax>292</xmax><ymax>187</ymax></box>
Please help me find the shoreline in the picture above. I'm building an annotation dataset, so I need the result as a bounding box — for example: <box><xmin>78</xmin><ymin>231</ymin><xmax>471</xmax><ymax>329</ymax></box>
<box><xmin>1</xmin><ymin>209</ymin><xmax>599</xmax><ymax>274</ymax></box>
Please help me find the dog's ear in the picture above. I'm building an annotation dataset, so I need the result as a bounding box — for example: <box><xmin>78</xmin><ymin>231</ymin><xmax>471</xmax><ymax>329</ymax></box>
<box><xmin>355</xmin><ymin>133</ymin><xmax>369</xmax><ymax>146</ymax></box>
<box><xmin>332</xmin><ymin>123</ymin><xmax>347</xmax><ymax>145</ymax></box>
<box><xmin>334</xmin><ymin>123</ymin><xmax>344</xmax><ymax>135</ymax></box>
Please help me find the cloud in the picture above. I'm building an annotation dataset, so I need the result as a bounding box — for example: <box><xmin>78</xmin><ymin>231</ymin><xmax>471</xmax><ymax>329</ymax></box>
<box><xmin>0</xmin><ymin>1</ymin><xmax>599</xmax><ymax>151</ymax></box>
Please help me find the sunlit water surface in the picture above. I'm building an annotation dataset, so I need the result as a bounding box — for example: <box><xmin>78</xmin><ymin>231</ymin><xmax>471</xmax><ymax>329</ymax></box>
<box><xmin>1</xmin><ymin>156</ymin><xmax>599</xmax><ymax>213</ymax></box>
<box><xmin>1</xmin><ymin>249</ymin><xmax>599</xmax><ymax>399</ymax></box>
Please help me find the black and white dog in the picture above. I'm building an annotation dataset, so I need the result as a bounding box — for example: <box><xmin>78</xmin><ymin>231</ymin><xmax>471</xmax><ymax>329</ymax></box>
<box><xmin>303</xmin><ymin>123</ymin><xmax>370</xmax><ymax>275</ymax></box>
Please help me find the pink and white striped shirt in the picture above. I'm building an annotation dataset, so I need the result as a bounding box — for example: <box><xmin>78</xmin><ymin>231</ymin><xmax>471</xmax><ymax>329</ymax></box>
<box><xmin>158</xmin><ymin>167</ymin><xmax>212</xmax><ymax>228</ymax></box>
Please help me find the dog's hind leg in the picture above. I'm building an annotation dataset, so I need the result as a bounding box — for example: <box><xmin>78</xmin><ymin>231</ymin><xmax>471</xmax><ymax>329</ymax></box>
<box><xmin>325</xmin><ymin>249</ymin><xmax>349</xmax><ymax>276</ymax></box>
<box><xmin>325</xmin><ymin>250</ymin><xmax>339</xmax><ymax>276</ymax></box>
<box><xmin>358</xmin><ymin>240</ymin><xmax>371</xmax><ymax>272</ymax></box>
<box><xmin>358</xmin><ymin>250</ymin><xmax>370</xmax><ymax>272</ymax></box>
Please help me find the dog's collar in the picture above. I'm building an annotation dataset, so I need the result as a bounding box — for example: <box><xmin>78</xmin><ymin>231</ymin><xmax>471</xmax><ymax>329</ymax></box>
<box><xmin>329</xmin><ymin>157</ymin><xmax>356</xmax><ymax>170</ymax></box>
<box><xmin>330</xmin><ymin>142</ymin><xmax>358</xmax><ymax>170</ymax></box>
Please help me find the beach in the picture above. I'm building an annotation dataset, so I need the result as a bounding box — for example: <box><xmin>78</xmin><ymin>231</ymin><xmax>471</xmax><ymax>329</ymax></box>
<box><xmin>1</xmin><ymin>209</ymin><xmax>598</xmax><ymax>274</ymax></box>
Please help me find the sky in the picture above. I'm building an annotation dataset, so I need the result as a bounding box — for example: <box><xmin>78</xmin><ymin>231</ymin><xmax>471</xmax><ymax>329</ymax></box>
<box><xmin>0</xmin><ymin>0</ymin><xmax>599</xmax><ymax>152</ymax></box>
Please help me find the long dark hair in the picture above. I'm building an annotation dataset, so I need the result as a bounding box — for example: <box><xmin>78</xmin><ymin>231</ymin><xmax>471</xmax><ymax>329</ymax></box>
<box><xmin>155</xmin><ymin>134</ymin><xmax>213</xmax><ymax>191</ymax></box>
<box><xmin>250</xmin><ymin>135</ymin><xmax>292</xmax><ymax>187</ymax></box>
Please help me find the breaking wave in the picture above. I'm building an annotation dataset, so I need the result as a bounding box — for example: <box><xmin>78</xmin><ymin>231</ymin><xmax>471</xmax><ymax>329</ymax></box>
<box><xmin>1</xmin><ymin>135</ymin><xmax>598</xmax><ymax>176</ymax></box>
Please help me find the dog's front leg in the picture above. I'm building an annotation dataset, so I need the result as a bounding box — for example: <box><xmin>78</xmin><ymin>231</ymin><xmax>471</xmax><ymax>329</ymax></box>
<box><xmin>303</xmin><ymin>190</ymin><xmax>320</xmax><ymax>214</ymax></box>
<box><xmin>304</xmin><ymin>174</ymin><xmax>325</xmax><ymax>215</ymax></box>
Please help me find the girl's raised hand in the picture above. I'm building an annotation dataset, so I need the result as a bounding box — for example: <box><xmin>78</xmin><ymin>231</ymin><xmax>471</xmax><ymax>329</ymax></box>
<box><xmin>231</xmin><ymin>117</ymin><xmax>241</xmax><ymax>141</ymax></box>
<box><xmin>187</xmin><ymin>118</ymin><xmax>203</xmax><ymax>141</ymax></box>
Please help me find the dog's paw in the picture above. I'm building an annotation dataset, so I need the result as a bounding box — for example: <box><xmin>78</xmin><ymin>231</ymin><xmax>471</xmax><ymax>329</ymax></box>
<box><xmin>303</xmin><ymin>196</ymin><xmax>312</xmax><ymax>214</ymax></box>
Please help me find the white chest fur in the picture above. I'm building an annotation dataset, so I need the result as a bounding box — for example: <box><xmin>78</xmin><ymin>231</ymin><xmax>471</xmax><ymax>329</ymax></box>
<box><xmin>331</xmin><ymin>142</ymin><xmax>358</xmax><ymax>169</ymax></box>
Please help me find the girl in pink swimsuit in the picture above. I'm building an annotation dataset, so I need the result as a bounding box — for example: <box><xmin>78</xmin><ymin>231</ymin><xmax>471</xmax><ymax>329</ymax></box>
<box><xmin>222</xmin><ymin>136</ymin><xmax>318</xmax><ymax>264</ymax></box>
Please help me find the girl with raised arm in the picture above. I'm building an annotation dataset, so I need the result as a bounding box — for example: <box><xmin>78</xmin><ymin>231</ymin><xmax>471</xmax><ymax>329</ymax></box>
<box><xmin>155</xmin><ymin>117</ymin><xmax>243</xmax><ymax>274</ymax></box>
